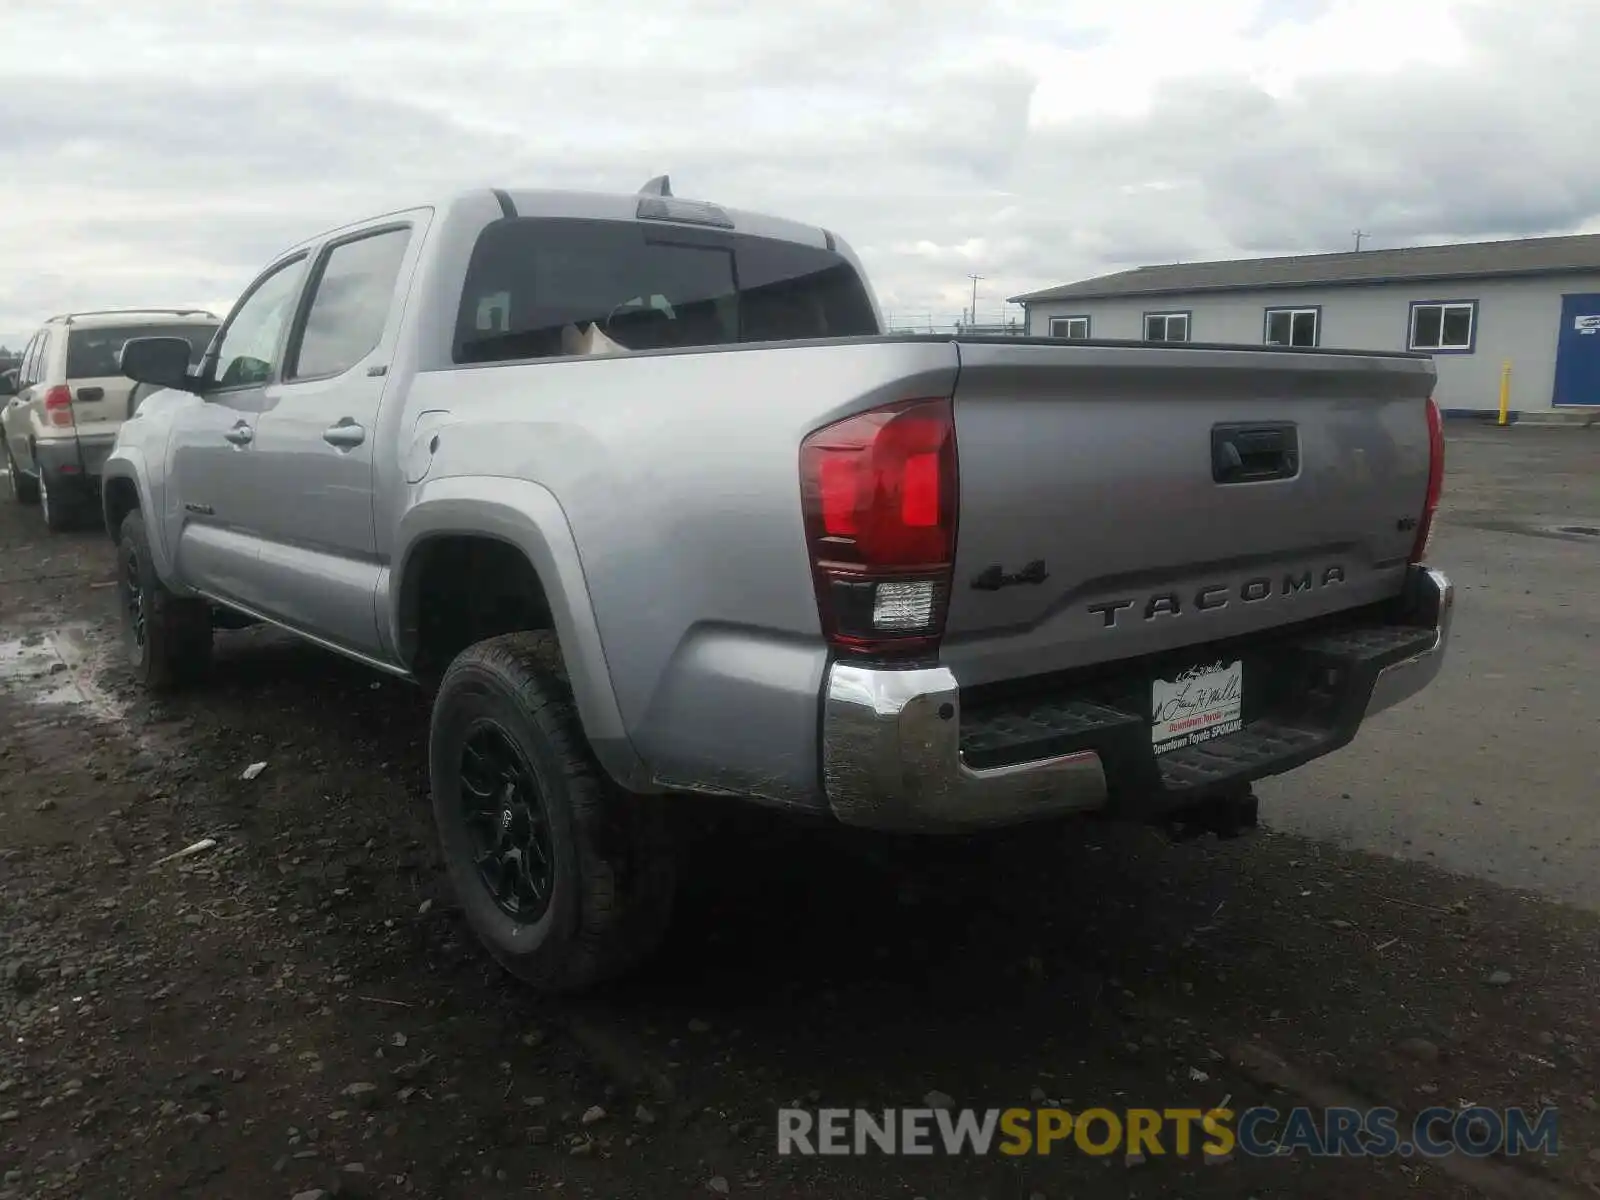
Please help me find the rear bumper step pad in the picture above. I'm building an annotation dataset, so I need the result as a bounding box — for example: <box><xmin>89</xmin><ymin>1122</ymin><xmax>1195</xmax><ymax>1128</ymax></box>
<box><xmin>958</xmin><ymin>623</ymin><xmax>1437</xmax><ymax>816</ymax></box>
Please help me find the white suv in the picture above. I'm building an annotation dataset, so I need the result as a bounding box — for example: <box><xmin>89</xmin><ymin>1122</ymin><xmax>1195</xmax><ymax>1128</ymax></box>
<box><xmin>2</xmin><ymin>309</ymin><xmax>218</xmax><ymax>530</ymax></box>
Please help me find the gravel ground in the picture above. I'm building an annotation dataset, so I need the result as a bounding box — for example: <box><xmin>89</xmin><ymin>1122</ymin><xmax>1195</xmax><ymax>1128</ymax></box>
<box><xmin>2</xmin><ymin>436</ymin><xmax>1599</xmax><ymax>1199</ymax></box>
<box><xmin>1262</xmin><ymin>423</ymin><xmax>1600</xmax><ymax>907</ymax></box>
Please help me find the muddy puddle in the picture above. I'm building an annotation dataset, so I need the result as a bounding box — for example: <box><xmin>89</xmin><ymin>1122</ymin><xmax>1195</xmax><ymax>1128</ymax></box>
<box><xmin>0</xmin><ymin>623</ymin><xmax>128</xmax><ymax>724</ymax></box>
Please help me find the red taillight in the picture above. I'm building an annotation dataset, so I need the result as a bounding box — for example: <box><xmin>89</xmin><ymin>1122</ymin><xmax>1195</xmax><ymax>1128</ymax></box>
<box><xmin>43</xmin><ymin>385</ymin><xmax>74</xmax><ymax>428</ymax></box>
<box><xmin>1411</xmin><ymin>396</ymin><xmax>1445</xmax><ymax>564</ymax></box>
<box><xmin>799</xmin><ymin>397</ymin><xmax>958</xmax><ymax>658</ymax></box>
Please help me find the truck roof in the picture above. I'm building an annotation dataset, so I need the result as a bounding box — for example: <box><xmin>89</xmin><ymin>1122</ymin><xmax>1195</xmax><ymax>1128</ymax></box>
<box><xmin>275</xmin><ymin>184</ymin><xmax>837</xmax><ymax>261</ymax></box>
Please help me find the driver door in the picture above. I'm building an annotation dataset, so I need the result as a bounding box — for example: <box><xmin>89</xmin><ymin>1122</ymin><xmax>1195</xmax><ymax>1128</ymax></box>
<box><xmin>166</xmin><ymin>253</ymin><xmax>309</xmax><ymax>607</ymax></box>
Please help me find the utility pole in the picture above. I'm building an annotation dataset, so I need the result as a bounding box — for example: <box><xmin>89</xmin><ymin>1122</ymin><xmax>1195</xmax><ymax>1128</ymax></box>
<box><xmin>967</xmin><ymin>274</ymin><xmax>984</xmax><ymax>327</ymax></box>
<box><xmin>1352</xmin><ymin>230</ymin><xmax>1370</xmax><ymax>252</ymax></box>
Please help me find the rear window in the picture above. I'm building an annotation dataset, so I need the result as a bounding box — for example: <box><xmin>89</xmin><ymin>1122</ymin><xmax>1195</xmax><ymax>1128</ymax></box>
<box><xmin>453</xmin><ymin>218</ymin><xmax>878</xmax><ymax>364</ymax></box>
<box><xmin>67</xmin><ymin>323</ymin><xmax>218</xmax><ymax>379</ymax></box>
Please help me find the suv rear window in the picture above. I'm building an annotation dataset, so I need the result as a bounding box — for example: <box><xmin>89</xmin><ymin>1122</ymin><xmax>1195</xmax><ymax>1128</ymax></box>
<box><xmin>453</xmin><ymin>218</ymin><xmax>878</xmax><ymax>364</ymax></box>
<box><xmin>67</xmin><ymin>323</ymin><xmax>217</xmax><ymax>379</ymax></box>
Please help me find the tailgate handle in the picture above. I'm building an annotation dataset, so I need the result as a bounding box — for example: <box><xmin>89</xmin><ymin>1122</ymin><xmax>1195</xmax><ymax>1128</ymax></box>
<box><xmin>1212</xmin><ymin>422</ymin><xmax>1299</xmax><ymax>484</ymax></box>
<box><xmin>76</xmin><ymin>387</ymin><xmax>104</xmax><ymax>403</ymax></box>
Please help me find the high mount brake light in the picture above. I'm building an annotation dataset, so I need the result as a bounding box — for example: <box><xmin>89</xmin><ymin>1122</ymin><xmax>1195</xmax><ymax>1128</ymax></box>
<box><xmin>799</xmin><ymin>397</ymin><xmax>958</xmax><ymax>658</ymax></box>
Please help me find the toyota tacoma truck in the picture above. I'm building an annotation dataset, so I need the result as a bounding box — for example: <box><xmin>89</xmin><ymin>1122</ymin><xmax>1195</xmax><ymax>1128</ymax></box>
<box><xmin>102</xmin><ymin>180</ymin><xmax>1452</xmax><ymax>993</ymax></box>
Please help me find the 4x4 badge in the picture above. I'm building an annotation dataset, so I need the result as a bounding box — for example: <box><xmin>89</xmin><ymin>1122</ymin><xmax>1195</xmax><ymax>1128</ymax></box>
<box><xmin>971</xmin><ymin>560</ymin><xmax>1049</xmax><ymax>591</ymax></box>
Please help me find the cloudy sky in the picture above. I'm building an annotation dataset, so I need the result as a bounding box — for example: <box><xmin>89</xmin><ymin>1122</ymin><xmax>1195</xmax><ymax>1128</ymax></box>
<box><xmin>2</xmin><ymin>0</ymin><xmax>1597</xmax><ymax>346</ymax></box>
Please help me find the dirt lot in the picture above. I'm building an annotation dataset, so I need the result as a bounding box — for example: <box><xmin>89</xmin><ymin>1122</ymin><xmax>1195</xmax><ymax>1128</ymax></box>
<box><xmin>3</xmin><ymin>431</ymin><xmax>1600</xmax><ymax>1200</ymax></box>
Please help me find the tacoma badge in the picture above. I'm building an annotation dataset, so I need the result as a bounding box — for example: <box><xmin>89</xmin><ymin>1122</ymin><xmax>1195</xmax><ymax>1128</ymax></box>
<box><xmin>1088</xmin><ymin>566</ymin><xmax>1347</xmax><ymax>627</ymax></box>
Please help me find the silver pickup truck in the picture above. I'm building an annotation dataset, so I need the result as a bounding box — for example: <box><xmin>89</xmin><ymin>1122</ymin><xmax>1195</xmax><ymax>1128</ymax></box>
<box><xmin>103</xmin><ymin>180</ymin><xmax>1452</xmax><ymax>993</ymax></box>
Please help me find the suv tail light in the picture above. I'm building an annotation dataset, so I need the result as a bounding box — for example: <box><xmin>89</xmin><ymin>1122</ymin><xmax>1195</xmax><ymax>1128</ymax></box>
<box><xmin>1410</xmin><ymin>396</ymin><xmax>1445</xmax><ymax>564</ymax></box>
<box><xmin>799</xmin><ymin>397</ymin><xmax>958</xmax><ymax>658</ymax></box>
<box><xmin>43</xmin><ymin>385</ymin><xmax>74</xmax><ymax>428</ymax></box>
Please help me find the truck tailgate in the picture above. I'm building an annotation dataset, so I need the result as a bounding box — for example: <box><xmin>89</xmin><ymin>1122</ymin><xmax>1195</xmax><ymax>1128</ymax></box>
<box><xmin>941</xmin><ymin>340</ymin><xmax>1437</xmax><ymax>687</ymax></box>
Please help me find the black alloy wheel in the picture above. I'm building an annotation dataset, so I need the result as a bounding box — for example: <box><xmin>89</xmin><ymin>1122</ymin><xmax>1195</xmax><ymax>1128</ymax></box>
<box><xmin>122</xmin><ymin>539</ymin><xmax>148</xmax><ymax>652</ymax></box>
<box><xmin>459</xmin><ymin>720</ymin><xmax>556</xmax><ymax>922</ymax></box>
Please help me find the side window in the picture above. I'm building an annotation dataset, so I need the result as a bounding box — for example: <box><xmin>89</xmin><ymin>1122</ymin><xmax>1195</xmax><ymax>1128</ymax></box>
<box><xmin>28</xmin><ymin>331</ymin><xmax>54</xmax><ymax>385</ymax></box>
<box><xmin>211</xmin><ymin>256</ymin><xmax>308</xmax><ymax>389</ymax></box>
<box><xmin>18</xmin><ymin>333</ymin><xmax>41</xmax><ymax>386</ymax></box>
<box><xmin>26</xmin><ymin>331</ymin><xmax>49</xmax><ymax>385</ymax></box>
<box><xmin>289</xmin><ymin>226</ymin><xmax>412</xmax><ymax>381</ymax></box>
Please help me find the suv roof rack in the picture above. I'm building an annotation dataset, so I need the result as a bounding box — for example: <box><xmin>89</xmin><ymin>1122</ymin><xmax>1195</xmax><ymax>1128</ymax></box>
<box><xmin>49</xmin><ymin>308</ymin><xmax>219</xmax><ymax>324</ymax></box>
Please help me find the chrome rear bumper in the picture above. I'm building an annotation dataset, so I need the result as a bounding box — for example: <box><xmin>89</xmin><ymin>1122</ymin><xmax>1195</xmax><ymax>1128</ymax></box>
<box><xmin>821</xmin><ymin>663</ymin><xmax>1107</xmax><ymax>832</ymax></box>
<box><xmin>1362</xmin><ymin>567</ymin><xmax>1454</xmax><ymax>718</ymax></box>
<box><xmin>820</xmin><ymin>566</ymin><xmax>1453</xmax><ymax>832</ymax></box>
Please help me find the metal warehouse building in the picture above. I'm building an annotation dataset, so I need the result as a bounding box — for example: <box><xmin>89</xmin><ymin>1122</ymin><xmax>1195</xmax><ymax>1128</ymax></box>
<box><xmin>1011</xmin><ymin>233</ymin><xmax>1600</xmax><ymax>417</ymax></box>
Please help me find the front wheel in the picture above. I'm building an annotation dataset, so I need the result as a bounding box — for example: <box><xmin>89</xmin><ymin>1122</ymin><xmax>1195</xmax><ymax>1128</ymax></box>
<box><xmin>118</xmin><ymin>510</ymin><xmax>213</xmax><ymax>690</ymax></box>
<box><xmin>429</xmin><ymin>632</ymin><xmax>677</xmax><ymax>994</ymax></box>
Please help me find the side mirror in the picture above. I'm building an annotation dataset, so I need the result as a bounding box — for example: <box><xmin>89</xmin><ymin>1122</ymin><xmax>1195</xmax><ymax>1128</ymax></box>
<box><xmin>0</xmin><ymin>370</ymin><xmax>16</xmax><ymax>398</ymax></box>
<box><xmin>119</xmin><ymin>337</ymin><xmax>196</xmax><ymax>392</ymax></box>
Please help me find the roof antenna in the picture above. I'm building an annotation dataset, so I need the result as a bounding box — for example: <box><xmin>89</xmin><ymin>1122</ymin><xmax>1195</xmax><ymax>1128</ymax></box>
<box><xmin>639</xmin><ymin>175</ymin><xmax>672</xmax><ymax>197</ymax></box>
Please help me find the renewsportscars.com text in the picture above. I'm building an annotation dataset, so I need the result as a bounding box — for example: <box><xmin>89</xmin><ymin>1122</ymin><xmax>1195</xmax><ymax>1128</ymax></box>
<box><xmin>776</xmin><ymin>1105</ymin><xmax>1560</xmax><ymax>1159</ymax></box>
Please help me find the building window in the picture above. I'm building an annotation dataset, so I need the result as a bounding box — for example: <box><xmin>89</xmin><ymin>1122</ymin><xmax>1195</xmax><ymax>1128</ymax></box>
<box><xmin>1144</xmin><ymin>311</ymin><xmax>1190</xmax><ymax>342</ymax></box>
<box><xmin>1049</xmin><ymin>315</ymin><xmax>1090</xmax><ymax>340</ymax></box>
<box><xmin>1409</xmin><ymin>300</ymin><xmax>1477</xmax><ymax>352</ymax></box>
<box><xmin>1265</xmin><ymin>307</ymin><xmax>1319</xmax><ymax>347</ymax></box>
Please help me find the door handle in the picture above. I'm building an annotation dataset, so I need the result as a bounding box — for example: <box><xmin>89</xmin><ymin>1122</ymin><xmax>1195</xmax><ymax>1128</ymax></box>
<box><xmin>1211</xmin><ymin>422</ymin><xmax>1298</xmax><ymax>484</ymax></box>
<box><xmin>323</xmin><ymin>418</ymin><xmax>366</xmax><ymax>449</ymax></box>
<box><xmin>223</xmin><ymin>424</ymin><xmax>253</xmax><ymax>446</ymax></box>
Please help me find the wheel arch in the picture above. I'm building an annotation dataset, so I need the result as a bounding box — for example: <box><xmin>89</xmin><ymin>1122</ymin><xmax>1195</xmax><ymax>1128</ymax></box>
<box><xmin>99</xmin><ymin>455</ymin><xmax>180</xmax><ymax>581</ymax></box>
<box><xmin>102</xmin><ymin>474</ymin><xmax>141</xmax><ymax>542</ymax></box>
<box><xmin>392</xmin><ymin>476</ymin><xmax>651</xmax><ymax>792</ymax></box>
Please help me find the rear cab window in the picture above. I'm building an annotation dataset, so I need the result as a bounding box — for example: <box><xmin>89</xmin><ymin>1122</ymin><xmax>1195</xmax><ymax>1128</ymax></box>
<box><xmin>67</xmin><ymin>324</ymin><xmax>217</xmax><ymax>380</ymax></box>
<box><xmin>453</xmin><ymin>218</ymin><xmax>878</xmax><ymax>364</ymax></box>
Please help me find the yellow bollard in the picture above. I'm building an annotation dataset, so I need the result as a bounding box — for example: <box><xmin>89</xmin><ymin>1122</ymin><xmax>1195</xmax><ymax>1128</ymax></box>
<box><xmin>1497</xmin><ymin>360</ymin><xmax>1512</xmax><ymax>426</ymax></box>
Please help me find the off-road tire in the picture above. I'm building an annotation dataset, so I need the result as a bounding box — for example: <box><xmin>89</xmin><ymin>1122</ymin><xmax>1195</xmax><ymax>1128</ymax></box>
<box><xmin>429</xmin><ymin>631</ymin><xmax>677</xmax><ymax>994</ymax></box>
<box><xmin>5</xmin><ymin>443</ymin><xmax>39</xmax><ymax>505</ymax></box>
<box><xmin>118</xmin><ymin>510</ymin><xmax>213</xmax><ymax>689</ymax></box>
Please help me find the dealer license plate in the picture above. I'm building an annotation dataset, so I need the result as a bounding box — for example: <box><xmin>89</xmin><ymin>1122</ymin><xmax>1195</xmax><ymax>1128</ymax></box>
<box><xmin>1151</xmin><ymin>660</ymin><xmax>1243</xmax><ymax>756</ymax></box>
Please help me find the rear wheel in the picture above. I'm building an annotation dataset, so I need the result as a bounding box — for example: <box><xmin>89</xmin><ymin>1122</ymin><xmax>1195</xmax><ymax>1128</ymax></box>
<box><xmin>39</xmin><ymin>468</ymin><xmax>85</xmax><ymax>532</ymax></box>
<box><xmin>117</xmin><ymin>510</ymin><xmax>212</xmax><ymax>689</ymax></box>
<box><xmin>5</xmin><ymin>443</ymin><xmax>38</xmax><ymax>505</ymax></box>
<box><xmin>429</xmin><ymin>632</ymin><xmax>677</xmax><ymax>994</ymax></box>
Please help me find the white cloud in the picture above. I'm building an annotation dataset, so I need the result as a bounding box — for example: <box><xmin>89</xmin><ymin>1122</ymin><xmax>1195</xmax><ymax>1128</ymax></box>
<box><xmin>0</xmin><ymin>0</ymin><xmax>1595</xmax><ymax>345</ymax></box>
